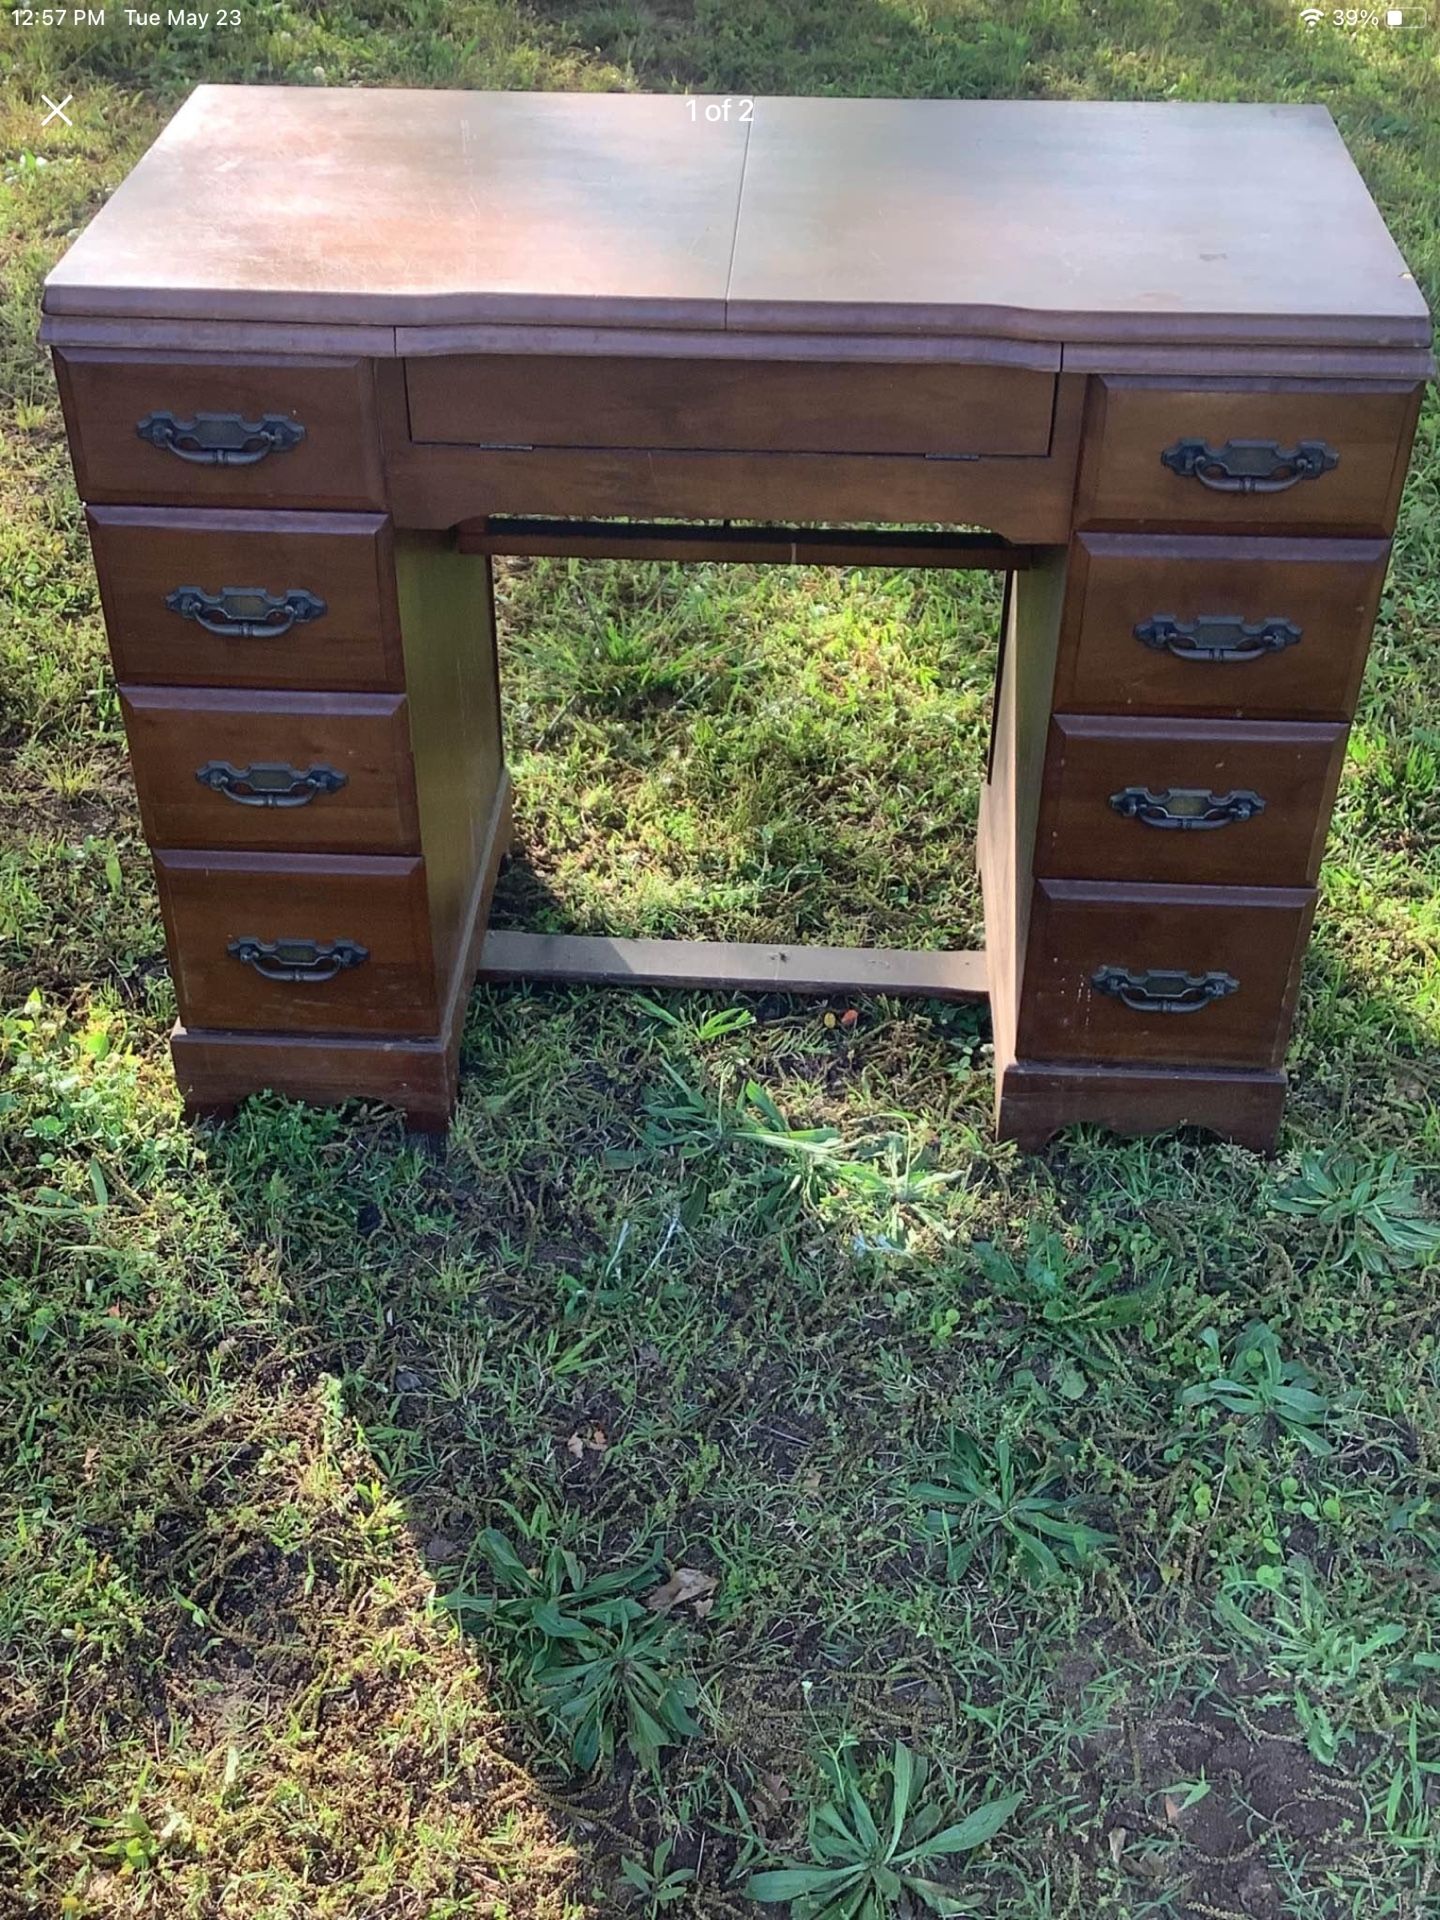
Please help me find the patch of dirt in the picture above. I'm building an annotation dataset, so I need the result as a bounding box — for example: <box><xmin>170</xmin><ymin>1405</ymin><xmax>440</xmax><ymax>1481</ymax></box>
<box><xmin>708</xmin><ymin>1358</ymin><xmax>829</xmax><ymax>1480</ymax></box>
<box><xmin>0</xmin><ymin>750</ymin><xmax>132</xmax><ymax>844</ymax></box>
<box><xmin>1074</xmin><ymin>1678</ymin><xmax>1369</xmax><ymax>1919</ymax></box>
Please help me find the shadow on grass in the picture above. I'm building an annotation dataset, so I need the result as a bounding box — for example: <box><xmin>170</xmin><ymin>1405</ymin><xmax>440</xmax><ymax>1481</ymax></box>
<box><xmin>6</xmin><ymin>907</ymin><xmax>1440</xmax><ymax>1913</ymax></box>
<box><xmin>189</xmin><ymin>926</ymin><xmax>1440</xmax><ymax>1913</ymax></box>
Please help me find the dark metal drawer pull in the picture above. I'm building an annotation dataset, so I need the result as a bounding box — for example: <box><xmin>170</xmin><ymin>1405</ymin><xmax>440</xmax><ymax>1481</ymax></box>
<box><xmin>136</xmin><ymin>410</ymin><xmax>306</xmax><ymax>467</ymax></box>
<box><xmin>196</xmin><ymin>761</ymin><xmax>347</xmax><ymax>809</ymax></box>
<box><xmin>1160</xmin><ymin>437</ymin><xmax>1339</xmax><ymax>494</ymax></box>
<box><xmin>1092</xmin><ymin>966</ymin><xmax>1239</xmax><ymax>1014</ymax></box>
<box><xmin>1135</xmin><ymin>613</ymin><xmax>1302</xmax><ymax>663</ymax></box>
<box><xmin>1109</xmin><ymin>785</ymin><xmax>1265</xmax><ymax>831</ymax></box>
<box><xmin>165</xmin><ymin>585</ymin><xmax>328</xmax><ymax>639</ymax></box>
<box><xmin>227</xmin><ymin>936</ymin><xmax>368</xmax><ymax>984</ymax></box>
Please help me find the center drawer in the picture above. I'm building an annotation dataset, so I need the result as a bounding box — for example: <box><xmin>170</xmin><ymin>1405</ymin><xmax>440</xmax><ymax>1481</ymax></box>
<box><xmin>121</xmin><ymin>687</ymin><xmax>419</xmax><ymax>854</ymax></box>
<box><xmin>404</xmin><ymin>354</ymin><xmax>1057</xmax><ymax>457</ymax></box>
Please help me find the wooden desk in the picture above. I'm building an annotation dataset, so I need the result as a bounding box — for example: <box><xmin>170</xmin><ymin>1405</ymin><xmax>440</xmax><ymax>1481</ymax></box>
<box><xmin>43</xmin><ymin>88</ymin><xmax>1432</xmax><ymax>1148</ymax></box>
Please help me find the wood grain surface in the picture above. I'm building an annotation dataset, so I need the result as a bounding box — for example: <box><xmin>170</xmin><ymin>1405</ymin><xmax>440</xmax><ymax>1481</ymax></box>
<box><xmin>728</xmin><ymin>99</ymin><xmax>1430</xmax><ymax>346</ymax></box>
<box><xmin>44</xmin><ymin>88</ymin><xmax>749</xmax><ymax>331</ymax></box>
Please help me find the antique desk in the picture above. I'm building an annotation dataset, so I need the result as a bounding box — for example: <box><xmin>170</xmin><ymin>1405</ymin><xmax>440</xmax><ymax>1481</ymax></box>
<box><xmin>42</xmin><ymin>89</ymin><xmax>1432</xmax><ymax>1148</ymax></box>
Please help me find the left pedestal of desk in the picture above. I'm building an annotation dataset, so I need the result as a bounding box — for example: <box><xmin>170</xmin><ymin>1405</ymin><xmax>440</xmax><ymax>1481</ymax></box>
<box><xmin>54</xmin><ymin>350</ymin><xmax>510</xmax><ymax>1129</ymax></box>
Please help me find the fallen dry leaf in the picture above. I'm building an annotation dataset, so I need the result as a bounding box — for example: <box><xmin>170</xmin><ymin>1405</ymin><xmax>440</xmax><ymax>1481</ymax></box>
<box><xmin>1164</xmin><ymin>1794</ymin><xmax>1182</xmax><ymax>1827</ymax></box>
<box><xmin>1108</xmin><ymin>1828</ymin><xmax>1127</xmax><ymax>1866</ymax></box>
<box><xmin>645</xmin><ymin>1567</ymin><xmax>718</xmax><ymax>1615</ymax></box>
<box><xmin>565</xmin><ymin>1432</ymin><xmax>585</xmax><ymax>1461</ymax></box>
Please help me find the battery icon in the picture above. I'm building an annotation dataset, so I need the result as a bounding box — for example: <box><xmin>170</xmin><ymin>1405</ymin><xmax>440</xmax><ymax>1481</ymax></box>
<box><xmin>1386</xmin><ymin>7</ymin><xmax>1403</xmax><ymax>21</ymax></box>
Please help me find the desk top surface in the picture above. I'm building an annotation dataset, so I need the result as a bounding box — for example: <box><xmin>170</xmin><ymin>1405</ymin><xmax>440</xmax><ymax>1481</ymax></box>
<box><xmin>43</xmin><ymin>86</ymin><xmax>1430</xmax><ymax>349</ymax></box>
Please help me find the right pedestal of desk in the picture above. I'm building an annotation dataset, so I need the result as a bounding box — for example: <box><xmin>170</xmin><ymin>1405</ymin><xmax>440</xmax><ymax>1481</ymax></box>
<box><xmin>980</xmin><ymin>373</ymin><xmax>1422</xmax><ymax>1152</ymax></box>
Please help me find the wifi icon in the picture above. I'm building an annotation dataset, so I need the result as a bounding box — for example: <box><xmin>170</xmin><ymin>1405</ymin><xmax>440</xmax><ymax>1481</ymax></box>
<box><xmin>1300</xmin><ymin>6</ymin><xmax>1324</xmax><ymax>24</ymax></box>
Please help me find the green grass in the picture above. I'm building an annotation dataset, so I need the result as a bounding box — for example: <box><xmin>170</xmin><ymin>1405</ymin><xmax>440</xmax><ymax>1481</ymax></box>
<box><xmin>3</xmin><ymin>4</ymin><xmax>1440</xmax><ymax>1916</ymax></box>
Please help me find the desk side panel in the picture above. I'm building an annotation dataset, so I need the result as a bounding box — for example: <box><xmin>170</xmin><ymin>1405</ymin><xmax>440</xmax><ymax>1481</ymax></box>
<box><xmin>978</xmin><ymin>548</ymin><xmax>1069</xmax><ymax>1084</ymax></box>
<box><xmin>393</xmin><ymin>535</ymin><xmax>507</xmax><ymax>997</ymax></box>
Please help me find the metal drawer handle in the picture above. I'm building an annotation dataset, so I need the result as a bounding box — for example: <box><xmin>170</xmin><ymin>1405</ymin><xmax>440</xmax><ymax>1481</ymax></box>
<box><xmin>1092</xmin><ymin>965</ymin><xmax>1239</xmax><ymax>1014</ymax></box>
<box><xmin>196</xmin><ymin>761</ymin><xmax>348</xmax><ymax>809</ymax></box>
<box><xmin>227</xmin><ymin>936</ymin><xmax>368</xmax><ymax>984</ymax></box>
<box><xmin>136</xmin><ymin>410</ymin><xmax>305</xmax><ymax>467</ymax></box>
<box><xmin>1109</xmin><ymin>785</ymin><xmax>1265</xmax><ymax>831</ymax></box>
<box><xmin>165</xmin><ymin>585</ymin><xmax>328</xmax><ymax>639</ymax></box>
<box><xmin>1160</xmin><ymin>437</ymin><xmax>1339</xmax><ymax>494</ymax></box>
<box><xmin>1134</xmin><ymin>613</ymin><xmax>1302</xmax><ymax>663</ymax></box>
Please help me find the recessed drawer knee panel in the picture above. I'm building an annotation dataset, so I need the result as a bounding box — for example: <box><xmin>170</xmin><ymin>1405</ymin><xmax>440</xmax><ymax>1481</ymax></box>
<box><xmin>1016</xmin><ymin>879</ymin><xmax>1315</xmax><ymax>1070</ymax></box>
<box><xmin>56</xmin><ymin>352</ymin><xmax>385</xmax><ymax>508</ymax></box>
<box><xmin>405</xmin><ymin>354</ymin><xmax>1057</xmax><ymax>457</ymax></box>
<box><xmin>1055</xmin><ymin>533</ymin><xmax>1391</xmax><ymax>720</ymax></box>
<box><xmin>87</xmin><ymin>508</ymin><xmax>404</xmax><ymax>691</ymax></box>
<box><xmin>122</xmin><ymin>689</ymin><xmax>420</xmax><ymax>854</ymax></box>
<box><xmin>154</xmin><ymin>851</ymin><xmax>440</xmax><ymax>1036</ymax></box>
<box><xmin>1079</xmin><ymin>379</ymin><xmax>1420</xmax><ymax>534</ymax></box>
<box><xmin>1036</xmin><ymin>715</ymin><xmax>1347</xmax><ymax>887</ymax></box>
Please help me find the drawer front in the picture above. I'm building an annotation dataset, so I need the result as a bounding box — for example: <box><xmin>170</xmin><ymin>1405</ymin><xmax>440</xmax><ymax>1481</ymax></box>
<box><xmin>154</xmin><ymin>851</ymin><xmax>439</xmax><ymax>1036</ymax></box>
<box><xmin>404</xmin><ymin>354</ymin><xmax>1057</xmax><ymax>457</ymax></box>
<box><xmin>1055</xmin><ymin>533</ymin><xmax>1391</xmax><ymax>721</ymax></box>
<box><xmin>1036</xmin><ymin>715</ymin><xmax>1347</xmax><ymax>887</ymax></box>
<box><xmin>88</xmin><ymin>508</ymin><xmax>404</xmax><ymax>691</ymax></box>
<box><xmin>1080</xmin><ymin>379</ymin><xmax>1419</xmax><ymax>534</ymax></box>
<box><xmin>1017</xmin><ymin>879</ymin><xmax>1315</xmax><ymax>1070</ymax></box>
<box><xmin>57</xmin><ymin>352</ymin><xmax>385</xmax><ymax>508</ymax></box>
<box><xmin>122</xmin><ymin>689</ymin><xmax>419</xmax><ymax>854</ymax></box>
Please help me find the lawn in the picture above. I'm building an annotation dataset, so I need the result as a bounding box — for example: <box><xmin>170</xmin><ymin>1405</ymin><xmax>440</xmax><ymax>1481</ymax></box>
<box><xmin>3</xmin><ymin>3</ymin><xmax>1440</xmax><ymax>1916</ymax></box>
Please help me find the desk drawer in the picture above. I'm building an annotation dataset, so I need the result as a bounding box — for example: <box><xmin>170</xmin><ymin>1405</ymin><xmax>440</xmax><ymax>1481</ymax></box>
<box><xmin>154</xmin><ymin>850</ymin><xmax>439</xmax><ymax>1036</ymax></box>
<box><xmin>122</xmin><ymin>688</ymin><xmax>419</xmax><ymax>854</ymax></box>
<box><xmin>1036</xmin><ymin>715</ymin><xmax>1346</xmax><ymax>887</ymax></box>
<box><xmin>56</xmin><ymin>352</ymin><xmax>385</xmax><ymax>509</ymax></box>
<box><xmin>1016</xmin><ymin>879</ymin><xmax>1314</xmax><ymax>1070</ymax></box>
<box><xmin>404</xmin><ymin>354</ymin><xmax>1056</xmax><ymax>457</ymax></box>
<box><xmin>1080</xmin><ymin>379</ymin><xmax>1419</xmax><ymax>535</ymax></box>
<box><xmin>88</xmin><ymin>508</ymin><xmax>404</xmax><ymax>691</ymax></box>
<box><xmin>1055</xmin><ymin>533</ymin><xmax>1391</xmax><ymax>721</ymax></box>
